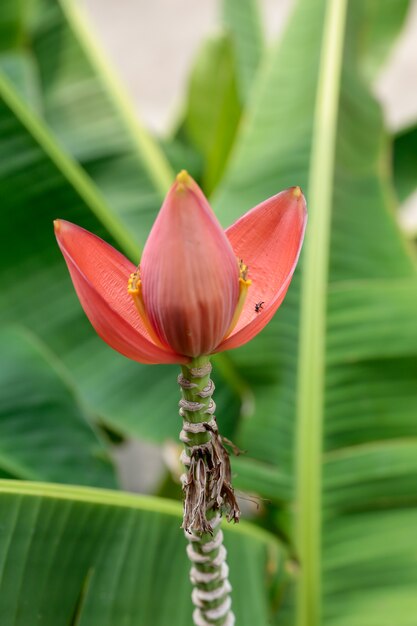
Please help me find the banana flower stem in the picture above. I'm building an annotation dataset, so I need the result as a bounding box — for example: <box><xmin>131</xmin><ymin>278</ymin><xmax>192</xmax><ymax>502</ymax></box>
<box><xmin>178</xmin><ymin>357</ymin><xmax>239</xmax><ymax>626</ymax></box>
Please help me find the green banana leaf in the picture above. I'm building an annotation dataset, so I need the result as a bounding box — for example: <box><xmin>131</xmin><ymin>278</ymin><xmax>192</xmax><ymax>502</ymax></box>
<box><xmin>162</xmin><ymin>0</ymin><xmax>263</xmax><ymax>192</ymax></box>
<box><xmin>213</xmin><ymin>1</ymin><xmax>417</xmax><ymax>625</ymax></box>
<box><xmin>0</xmin><ymin>0</ymin><xmax>172</xmax><ymax>246</ymax></box>
<box><xmin>183</xmin><ymin>33</ymin><xmax>241</xmax><ymax>195</ymax></box>
<box><xmin>0</xmin><ymin>327</ymin><xmax>116</xmax><ymax>487</ymax></box>
<box><xmin>1</xmin><ymin>0</ymin><xmax>417</xmax><ymax>623</ymax></box>
<box><xmin>393</xmin><ymin>123</ymin><xmax>417</xmax><ymax>203</ymax></box>
<box><xmin>0</xmin><ymin>480</ymin><xmax>283</xmax><ymax>625</ymax></box>
<box><xmin>222</xmin><ymin>0</ymin><xmax>264</xmax><ymax>101</ymax></box>
<box><xmin>358</xmin><ymin>0</ymin><xmax>410</xmax><ymax>82</ymax></box>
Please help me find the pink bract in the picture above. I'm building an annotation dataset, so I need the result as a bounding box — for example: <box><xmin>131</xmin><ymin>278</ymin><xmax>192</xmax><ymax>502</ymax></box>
<box><xmin>55</xmin><ymin>173</ymin><xmax>306</xmax><ymax>364</ymax></box>
<box><xmin>140</xmin><ymin>174</ymin><xmax>239</xmax><ymax>357</ymax></box>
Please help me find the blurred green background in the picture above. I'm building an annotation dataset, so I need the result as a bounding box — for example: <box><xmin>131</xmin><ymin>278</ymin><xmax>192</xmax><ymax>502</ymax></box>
<box><xmin>1</xmin><ymin>0</ymin><xmax>417</xmax><ymax>624</ymax></box>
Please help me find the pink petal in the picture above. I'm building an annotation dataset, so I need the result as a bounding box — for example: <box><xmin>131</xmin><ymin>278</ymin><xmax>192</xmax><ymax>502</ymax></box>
<box><xmin>55</xmin><ymin>220</ymin><xmax>187</xmax><ymax>365</ymax></box>
<box><xmin>216</xmin><ymin>187</ymin><xmax>307</xmax><ymax>352</ymax></box>
<box><xmin>140</xmin><ymin>172</ymin><xmax>239</xmax><ymax>357</ymax></box>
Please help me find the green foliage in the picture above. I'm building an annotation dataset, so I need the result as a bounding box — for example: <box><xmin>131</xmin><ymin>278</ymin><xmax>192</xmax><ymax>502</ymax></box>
<box><xmin>0</xmin><ymin>481</ymin><xmax>283</xmax><ymax>625</ymax></box>
<box><xmin>0</xmin><ymin>327</ymin><xmax>116</xmax><ymax>486</ymax></box>
<box><xmin>0</xmin><ymin>0</ymin><xmax>416</xmax><ymax>624</ymax></box>
<box><xmin>358</xmin><ymin>0</ymin><xmax>410</xmax><ymax>82</ymax></box>
<box><xmin>183</xmin><ymin>33</ymin><xmax>241</xmax><ymax>195</ymax></box>
<box><xmin>222</xmin><ymin>0</ymin><xmax>264</xmax><ymax>100</ymax></box>
<box><xmin>393</xmin><ymin>123</ymin><xmax>417</xmax><ymax>203</ymax></box>
<box><xmin>214</xmin><ymin>1</ymin><xmax>417</xmax><ymax>625</ymax></box>
<box><xmin>0</xmin><ymin>0</ymin><xmax>23</xmax><ymax>51</ymax></box>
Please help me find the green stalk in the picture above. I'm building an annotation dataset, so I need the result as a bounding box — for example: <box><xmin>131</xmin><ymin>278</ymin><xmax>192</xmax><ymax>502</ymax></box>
<box><xmin>178</xmin><ymin>357</ymin><xmax>237</xmax><ymax>626</ymax></box>
<box><xmin>295</xmin><ymin>2</ymin><xmax>348</xmax><ymax>626</ymax></box>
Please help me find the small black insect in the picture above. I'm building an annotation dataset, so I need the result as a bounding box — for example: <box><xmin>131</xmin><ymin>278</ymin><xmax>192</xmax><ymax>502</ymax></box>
<box><xmin>254</xmin><ymin>301</ymin><xmax>265</xmax><ymax>313</ymax></box>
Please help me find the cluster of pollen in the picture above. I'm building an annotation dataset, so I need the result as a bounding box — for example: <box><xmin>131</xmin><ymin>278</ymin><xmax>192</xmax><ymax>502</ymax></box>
<box><xmin>127</xmin><ymin>270</ymin><xmax>166</xmax><ymax>348</ymax></box>
<box><xmin>127</xmin><ymin>270</ymin><xmax>141</xmax><ymax>295</ymax></box>
<box><xmin>238</xmin><ymin>258</ymin><xmax>251</xmax><ymax>286</ymax></box>
<box><xmin>223</xmin><ymin>258</ymin><xmax>252</xmax><ymax>340</ymax></box>
<box><xmin>127</xmin><ymin>255</ymin><xmax>254</xmax><ymax>349</ymax></box>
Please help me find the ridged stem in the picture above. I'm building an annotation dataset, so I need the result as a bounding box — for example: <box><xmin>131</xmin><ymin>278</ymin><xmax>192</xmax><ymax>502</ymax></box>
<box><xmin>178</xmin><ymin>356</ymin><xmax>238</xmax><ymax>626</ymax></box>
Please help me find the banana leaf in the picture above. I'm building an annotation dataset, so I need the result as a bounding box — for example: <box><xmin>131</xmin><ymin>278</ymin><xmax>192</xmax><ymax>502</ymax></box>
<box><xmin>393</xmin><ymin>122</ymin><xmax>417</xmax><ymax>203</ymax></box>
<box><xmin>0</xmin><ymin>480</ymin><xmax>283</xmax><ymax>625</ymax></box>
<box><xmin>0</xmin><ymin>326</ymin><xmax>116</xmax><ymax>486</ymax></box>
<box><xmin>213</xmin><ymin>1</ymin><xmax>417</xmax><ymax>625</ymax></box>
<box><xmin>1</xmin><ymin>0</ymin><xmax>417</xmax><ymax>623</ymax></box>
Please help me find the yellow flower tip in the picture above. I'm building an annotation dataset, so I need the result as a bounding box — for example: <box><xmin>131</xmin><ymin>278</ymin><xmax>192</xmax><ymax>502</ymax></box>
<box><xmin>53</xmin><ymin>219</ymin><xmax>61</xmax><ymax>233</ymax></box>
<box><xmin>175</xmin><ymin>169</ymin><xmax>192</xmax><ymax>192</ymax></box>
<box><xmin>176</xmin><ymin>169</ymin><xmax>189</xmax><ymax>184</ymax></box>
<box><xmin>292</xmin><ymin>186</ymin><xmax>302</xmax><ymax>199</ymax></box>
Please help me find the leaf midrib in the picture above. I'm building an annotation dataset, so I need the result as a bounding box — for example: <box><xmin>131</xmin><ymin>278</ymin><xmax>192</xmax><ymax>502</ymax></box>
<box><xmin>295</xmin><ymin>2</ymin><xmax>349</xmax><ymax>626</ymax></box>
<box><xmin>0</xmin><ymin>479</ymin><xmax>280</xmax><ymax>546</ymax></box>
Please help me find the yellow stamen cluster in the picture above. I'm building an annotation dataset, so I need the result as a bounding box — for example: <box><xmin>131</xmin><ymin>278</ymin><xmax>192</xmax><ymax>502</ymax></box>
<box><xmin>238</xmin><ymin>258</ymin><xmax>252</xmax><ymax>297</ymax></box>
<box><xmin>223</xmin><ymin>258</ymin><xmax>252</xmax><ymax>339</ymax></box>
<box><xmin>128</xmin><ymin>271</ymin><xmax>165</xmax><ymax>348</ymax></box>
<box><xmin>127</xmin><ymin>271</ymin><xmax>140</xmax><ymax>296</ymax></box>
<box><xmin>239</xmin><ymin>258</ymin><xmax>250</xmax><ymax>283</ymax></box>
